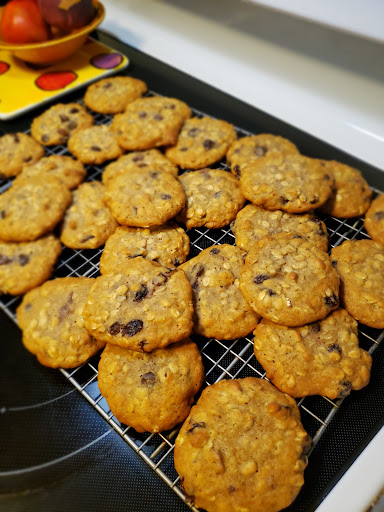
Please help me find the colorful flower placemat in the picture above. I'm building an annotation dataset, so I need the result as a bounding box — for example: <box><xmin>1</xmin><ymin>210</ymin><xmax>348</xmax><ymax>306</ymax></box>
<box><xmin>0</xmin><ymin>37</ymin><xmax>129</xmax><ymax>120</ymax></box>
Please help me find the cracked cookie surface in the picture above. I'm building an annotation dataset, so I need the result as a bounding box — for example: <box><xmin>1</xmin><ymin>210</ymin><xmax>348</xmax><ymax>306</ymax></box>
<box><xmin>253</xmin><ymin>309</ymin><xmax>372</xmax><ymax>399</ymax></box>
<box><xmin>240</xmin><ymin>232</ymin><xmax>339</xmax><ymax>326</ymax></box>
<box><xmin>98</xmin><ymin>338</ymin><xmax>204</xmax><ymax>433</ymax></box>
<box><xmin>364</xmin><ymin>194</ymin><xmax>384</xmax><ymax>244</ymax></box>
<box><xmin>84</xmin><ymin>76</ymin><xmax>147</xmax><ymax>114</ymax></box>
<box><xmin>68</xmin><ymin>124</ymin><xmax>123</xmax><ymax>165</ymax></box>
<box><xmin>174</xmin><ymin>377</ymin><xmax>311</xmax><ymax>512</ymax></box>
<box><xmin>20</xmin><ymin>155</ymin><xmax>85</xmax><ymax>190</ymax></box>
<box><xmin>0</xmin><ymin>132</ymin><xmax>44</xmax><ymax>179</ymax></box>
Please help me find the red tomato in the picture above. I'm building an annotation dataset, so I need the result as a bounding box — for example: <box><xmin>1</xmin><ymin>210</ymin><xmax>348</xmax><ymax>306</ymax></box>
<box><xmin>1</xmin><ymin>0</ymin><xmax>50</xmax><ymax>44</ymax></box>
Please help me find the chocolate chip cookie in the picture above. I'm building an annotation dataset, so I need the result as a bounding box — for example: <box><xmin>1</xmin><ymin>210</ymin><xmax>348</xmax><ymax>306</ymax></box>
<box><xmin>17</xmin><ymin>277</ymin><xmax>104</xmax><ymax>368</ymax></box>
<box><xmin>67</xmin><ymin>125</ymin><xmax>123</xmax><ymax>165</ymax></box>
<box><xmin>240</xmin><ymin>232</ymin><xmax>340</xmax><ymax>326</ymax></box>
<box><xmin>82</xmin><ymin>259</ymin><xmax>194</xmax><ymax>352</ymax></box>
<box><xmin>181</xmin><ymin>244</ymin><xmax>259</xmax><ymax>339</ymax></box>
<box><xmin>253</xmin><ymin>309</ymin><xmax>372</xmax><ymax>399</ymax></box>
<box><xmin>20</xmin><ymin>155</ymin><xmax>86</xmax><ymax>190</ymax></box>
<box><xmin>99</xmin><ymin>223</ymin><xmax>189</xmax><ymax>273</ymax></box>
<box><xmin>0</xmin><ymin>133</ymin><xmax>44</xmax><ymax>179</ymax></box>
<box><xmin>364</xmin><ymin>194</ymin><xmax>384</xmax><ymax>244</ymax></box>
<box><xmin>98</xmin><ymin>338</ymin><xmax>204</xmax><ymax>433</ymax></box>
<box><xmin>174</xmin><ymin>377</ymin><xmax>311</xmax><ymax>512</ymax></box>
<box><xmin>84</xmin><ymin>76</ymin><xmax>147</xmax><ymax>114</ymax></box>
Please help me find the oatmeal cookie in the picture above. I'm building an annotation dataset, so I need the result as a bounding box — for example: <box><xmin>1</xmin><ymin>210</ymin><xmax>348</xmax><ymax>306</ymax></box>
<box><xmin>20</xmin><ymin>155</ymin><xmax>85</xmax><ymax>190</ymax></box>
<box><xmin>364</xmin><ymin>194</ymin><xmax>384</xmax><ymax>244</ymax></box>
<box><xmin>67</xmin><ymin>124</ymin><xmax>123</xmax><ymax>165</ymax></box>
<box><xmin>0</xmin><ymin>133</ymin><xmax>44</xmax><ymax>179</ymax></box>
<box><xmin>84</xmin><ymin>76</ymin><xmax>147</xmax><ymax>114</ymax></box>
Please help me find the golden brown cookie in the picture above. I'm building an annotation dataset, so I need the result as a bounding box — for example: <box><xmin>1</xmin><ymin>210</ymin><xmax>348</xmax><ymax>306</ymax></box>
<box><xmin>364</xmin><ymin>194</ymin><xmax>384</xmax><ymax>244</ymax></box>
<box><xmin>0</xmin><ymin>235</ymin><xmax>61</xmax><ymax>295</ymax></box>
<box><xmin>0</xmin><ymin>175</ymin><xmax>72</xmax><ymax>242</ymax></box>
<box><xmin>84</xmin><ymin>76</ymin><xmax>147</xmax><ymax>114</ymax></box>
<box><xmin>98</xmin><ymin>338</ymin><xmax>204</xmax><ymax>433</ymax></box>
<box><xmin>240</xmin><ymin>232</ymin><xmax>340</xmax><ymax>326</ymax></box>
<box><xmin>103</xmin><ymin>169</ymin><xmax>186</xmax><ymax>227</ymax></box>
<box><xmin>112</xmin><ymin>96</ymin><xmax>191</xmax><ymax>151</ymax></box>
<box><xmin>231</xmin><ymin>204</ymin><xmax>328</xmax><ymax>252</ymax></box>
<box><xmin>181</xmin><ymin>245</ymin><xmax>259</xmax><ymax>339</ymax></box>
<box><xmin>165</xmin><ymin>117</ymin><xmax>237</xmax><ymax>169</ymax></box>
<box><xmin>253</xmin><ymin>309</ymin><xmax>372</xmax><ymax>399</ymax></box>
<box><xmin>82</xmin><ymin>259</ymin><xmax>194</xmax><ymax>352</ymax></box>
<box><xmin>20</xmin><ymin>155</ymin><xmax>86</xmax><ymax>190</ymax></box>
<box><xmin>31</xmin><ymin>103</ymin><xmax>94</xmax><ymax>146</ymax></box>
<box><xmin>17</xmin><ymin>277</ymin><xmax>104</xmax><ymax>368</ymax></box>
<box><xmin>174</xmin><ymin>377</ymin><xmax>311</xmax><ymax>512</ymax></box>
<box><xmin>239</xmin><ymin>154</ymin><xmax>334</xmax><ymax>213</ymax></box>
<box><xmin>67</xmin><ymin>125</ymin><xmax>123</xmax><ymax>165</ymax></box>
<box><xmin>99</xmin><ymin>223</ymin><xmax>189</xmax><ymax>273</ymax></box>
<box><xmin>331</xmin><ymin>239</ymin><xmax>384</xmax><ymax>328</ymax></box>
<box><xmin>318</xmin><ymin>160</ymin><xmax>372</xmax><ymax>218</ymax></box>
<box><xmin>226</xmin><ymin>133</ymin><xmax>299</xmax><ymax>178</ymax></box>
<box><xmin>102</xmin><ymin>149</ymin><xmax>178</xmax><ymax>185</ymax></box>
<box><xmin>60</xmin><ymin>181</ymin><xmax>119</xmax><ymax>249</ymax></box>
<box><xmin>0</xmin><ymin>133</ymin><xmax>44</xmax><ymax>179</ymax></box>
<box><xmin>177</xmin><ymin>168</ymin><xmax>245</xmax><ymax>229</ymax></box>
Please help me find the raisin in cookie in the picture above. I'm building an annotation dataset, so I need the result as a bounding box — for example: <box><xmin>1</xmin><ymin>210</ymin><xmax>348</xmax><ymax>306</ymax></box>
<box><xmin>240</xmin><ymin>232</ymin><xmax>340</xmax><ymax>326</ymax></box>
<box><xmin>177</xmin><ymin>168</ymin><xmax>245</xmax><ymax>229</ymax></box>
<box><xmin>0</xmin><ymin>175</ymin><xmax>71</xmax><ymax>242</ymax></box>
<box><xmin>82</xmin><ymin>259</ymin><xmax>194</xmax><ymax>352</ymax></box>
<box><xmin>0</xmin><ymin>133</ymin><xmax>44</xmax><ymax>180</ymax></box>
<box><xmin>240</xmin><ymin>154</ymin><xmax>334</xmax><ymax>213</ymax></box>
<box><xmin>31</xmin><ymin>103</ymin><xmax>94</xmax><ymax>146</ymax></box>
<box><xmin>231</xmin><ymin>204</ymin><xmax>328</xmax><ymax>252</ymax></box>
<box><xmin>253</xmin><ymin>309</ymin><xmax>372</xmax><ymax>399</ymax></box>
<box><xmin>20</xmin><ymin>155</ymin><xmax>85</xmax><ymax>190</ymax></box>
<box><xmin>99</xmin><ymin>223</ymin><xmax>189</xmax><ymax>273</ymax></box>
<box><xmin>227</xmin><ymin>133</ymin><xmax>299</xmax><ymax>178</ymax></box>
<box><xmin>0</xmin><ymin>235</ymin><xmax>61</xmax><ymax>295</ymax></box>
<box><xmin>165</xmin><ymin>117</ymin><xmax>237</xmax><ymax>170</ymax></box>
<box><xmin>318</xmin><ymin>160</ymin><xmax>372</xmax><ymax>218</ymax></box>
<box><xmin>17</xmin><ymin>277</ymin><xmax>104</xmax><ymax>368</ymax></box>
<box><xmin>112</xmin><ymin>96</ymin><xmax>191</xmax><ymax>151</ymax></box>
<box><xmin>68</xmin><ymin>125</ymin><xmax>123</xmax><ymax>165</ymax></box>
<box><xmin>84</xmin><ymin>76</ymin><xmax>147</xmax><ymax>114</ymax></box>
<box><xmin>98</xmin><ymin>338</ymin><xmax>204</xmax><ymax>433</ymax></box>
<box><xmin>364</xmin><ymin>194</ymin><xmax>384</xmax><ymax>244</ymax></box>
<box><xmin>102</xmin><ymin>149</ymin><xmax>178</xmax><ymax>185</ymax></box>
<box><xmin>103</xmin><ymin>169</ymin><xmax>186</xmax><ymax>227</ymax></box>
<box><xmin>181</xmin><ymin>245</ymin><xmax>259</xmax><ymax>339</ymax></box>
<box><xmin>331</xmin><ymin>239</ymin><xmax>384</xmax><ymax>328</ymax></box>
<box><xmin>60</xmin><ymin>181</ymin><xmax>119</xmax><ymax>249</ymax></box>
<box><xmin>174</xmin><ymin>377</ymin><xmax>311</xmax><ymax>512</ymax></box>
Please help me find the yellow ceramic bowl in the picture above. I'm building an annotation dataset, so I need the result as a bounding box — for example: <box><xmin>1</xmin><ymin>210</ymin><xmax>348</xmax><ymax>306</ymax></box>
<box><xmin>0</xmin><ymin>2</ymin><xmax>105</xmax><ymax>65</ymax></box>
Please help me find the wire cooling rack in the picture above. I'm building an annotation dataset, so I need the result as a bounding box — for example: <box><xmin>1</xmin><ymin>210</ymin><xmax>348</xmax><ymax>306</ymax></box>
<box><xmin>1</xmin><ymin>92</ymin><xmax>383</xmax><ymax>512</ymax></box>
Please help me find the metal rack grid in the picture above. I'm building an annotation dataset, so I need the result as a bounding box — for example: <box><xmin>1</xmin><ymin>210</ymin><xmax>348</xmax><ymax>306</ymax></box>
<box><xmin>1</xmin><ymin>92</ymin><xmax>383</xmax><ymax>512</ymax></box>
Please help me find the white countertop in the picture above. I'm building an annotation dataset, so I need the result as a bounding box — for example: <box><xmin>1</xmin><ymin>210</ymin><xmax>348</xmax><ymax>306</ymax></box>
<box><xmin>100</xmin><ymin>0</ymin><xmax>384</xmax><ymax>172</ymax></box>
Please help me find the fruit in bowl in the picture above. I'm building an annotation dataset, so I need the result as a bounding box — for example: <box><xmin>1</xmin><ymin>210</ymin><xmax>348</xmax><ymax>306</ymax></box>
<box><xmin>0</xmin><ymin>0</ymin><xmax>105</xmax><ymax>64</ymax></box>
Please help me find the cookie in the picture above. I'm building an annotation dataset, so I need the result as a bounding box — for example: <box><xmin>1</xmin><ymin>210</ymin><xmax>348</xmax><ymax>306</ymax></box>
<box><xmin>239</xmin><ymin>154</ymin><xmax>334</xmax><ymax>213</ymax></box>
<box><xmin>0</xmin><ymin>235</ymin><xmax>61</xmax><ymax>295</ymax></box>
<box><xmin>98</xmin><ymin>338</ymin><xmax>204</xmax><ymax>433</ymax></box>
<box><xmin>103</xmin><ymin>169</ymin><xmax>186</xmax><ymax>227</ymax></box>
<box><xmin>174</xmin><ymin>377</ymin><xmax>311</xmax><ymax>512</ymax></box>
<box><xmin>331</xmin><ymin>239</ymin><xmax>384</xmax><ymax>328</ymax></box>
<box><xmin>82</xmin><ymin>259</ymin><xmax>194</xmax><ymax>352</ymax></box>
<box><xmin>240</xmin><ymin>232</ymin><xmax>340</xmax><ymax>326</ymax></box>
<box><xmin>177</xmin><ymin>168</ymin><xmax>245</xmax><ymax>229</ymax></box>
<box><xmin>253</xmin><ymin>309</ymin><xmax>372</xmax><ymax>399</ymax></box>
<box><xmin>84</xmin><ymin>76</ymin><xmax>147</xmax><ymax>114</ymax></box>
<box><xmin>20</xmin><ymin>155</ymin><xmax>86</xmax><ymax>190</ymax></box>
<box><xmin>0</xmin><ymin>133</ymin><xmax>44</xmax><ymax>179</ymax></box>
<box><xmin>31</xmin><ymin>103</ymin><xmax>94</xmax><ymax>146</ymax></box>
<box><xmin>180</xmin><ymin>245</ymin><xmax>259</xmax><ymax>339</ymax></box>
<box><xmin>226</xmin><ymin>134</ymin><xmax>299</xmax><ymax>178</ymax></box>
<box><xmin>318</xmin><ymin>160</ymin><xmax>372</xmax><ymax>218</ymax></box>
<box><xmin>60</xmin><ymin>181</ymin><xmax>119</xmax><ymax>250</ymax></box>
<box><xmin>165</xmin><ymin>117</ymin><xmax>237</xmax><ymax>169</ymax></box>
<box><xmin>231</xmin><ymin>204</ymin><xmax>328</xmax><ymax>252</ymax></box>
<box><xmin>364</xmin><ymin>194</ymin><xmax>384</xmax><ymax>244</ymax></box>
<box><xmin>112</xmin><ymin>96</ymin><xmax>191</xmax><ymax>151</ymax></box>
<box><xmin>102</xmin><ymin>149</ymin><xmax>178</xmax><ymax>185</ymax></box>
<box><xmin>99</xmin><ymin>223</ymin><xmax>189</xmax><ymax>273</ymax></box>
<box><xmin>67</xmin><ymin>125</ymin><xmax>123</xmax><ymax>165</ymax></box>
<box><xmin>17</xmin><ymin>277</ymin><xmax>104</xmax><ymax>368</ymax></box>
<box><xmin>0</xmin><ymin>175</ymin><xmax>72</xmax><ymax>242</ymax></box>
